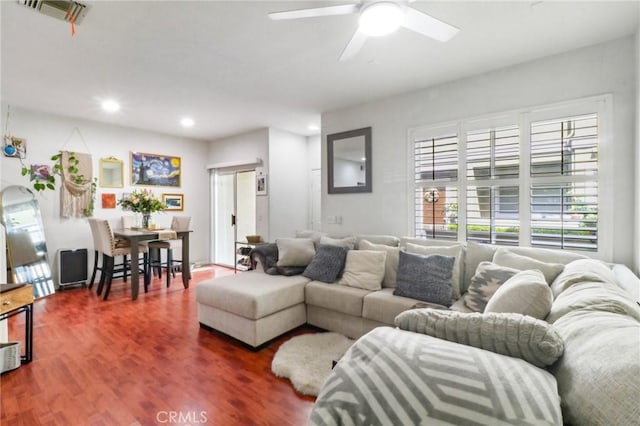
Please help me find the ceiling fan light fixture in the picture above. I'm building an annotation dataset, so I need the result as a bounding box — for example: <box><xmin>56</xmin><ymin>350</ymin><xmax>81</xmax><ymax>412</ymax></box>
<box><xmin>359</xmin><ymin>2</ymin><xmax>403</xmax><ymax>37</ymax></box>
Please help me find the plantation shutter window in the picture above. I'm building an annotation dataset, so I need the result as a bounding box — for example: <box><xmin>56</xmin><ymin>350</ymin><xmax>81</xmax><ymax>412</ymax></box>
<box><xmin>529</xmin><ymin>113</ymin><xmax>599</xmax><ymax>251</ymax></box>
<box><xmin>413</xmin><ymin>132</ymin><xmax>458</xmax><ymax>240</ymax></box>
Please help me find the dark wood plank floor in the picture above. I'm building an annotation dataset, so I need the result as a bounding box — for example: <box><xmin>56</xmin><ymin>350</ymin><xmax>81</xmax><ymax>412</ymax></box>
<box><xmin>1</xmin><ymin>267</ymin><xmax>316</xmax><ymax>425</ymax></box>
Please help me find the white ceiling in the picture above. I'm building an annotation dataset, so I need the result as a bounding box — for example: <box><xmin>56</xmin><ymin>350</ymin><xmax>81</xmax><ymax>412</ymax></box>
<box><xmin>1</xmin><ymin>1</ymin><xmax>638</xmax><ymax>142</ymax></box>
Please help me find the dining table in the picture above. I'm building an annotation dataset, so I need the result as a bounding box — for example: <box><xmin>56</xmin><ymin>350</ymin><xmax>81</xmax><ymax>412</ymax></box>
<box><xmin>113</xmin><ymin>228</ymin><xmax>192</xmax><ymax>300</ymax></box>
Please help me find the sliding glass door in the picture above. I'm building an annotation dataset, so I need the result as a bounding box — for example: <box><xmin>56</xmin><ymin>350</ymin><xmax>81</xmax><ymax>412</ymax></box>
<box><xmin>213</xmin><ymin>170</ymin><xmax>256</xmax><ymax>267</ymax></box>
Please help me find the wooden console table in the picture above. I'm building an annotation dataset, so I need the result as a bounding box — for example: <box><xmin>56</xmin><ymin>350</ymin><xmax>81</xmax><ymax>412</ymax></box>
<box><xmin>0</xmin><ymin>283</ymin><xmax>34</xmax><ymax>363</ymax></box>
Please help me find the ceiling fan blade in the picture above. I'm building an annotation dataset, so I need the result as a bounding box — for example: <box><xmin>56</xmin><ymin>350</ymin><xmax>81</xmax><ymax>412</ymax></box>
<box><xmin>268</xmin><ymin>4</ymin><xmax>358</xmax><ymax>20</ymax></box>
<box><xmin>401</xmin><ymin>7</ymin><xmax>459</xmax><ymax>42</ymax></box>
<box><xmin>339</xmin><ymin>29</ymin><xmax>368</xmax><ymax>61</ymax></box>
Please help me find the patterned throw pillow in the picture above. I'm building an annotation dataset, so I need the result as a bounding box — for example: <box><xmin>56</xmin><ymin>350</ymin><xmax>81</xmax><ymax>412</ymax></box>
<box><xmin>463</xmin><ymin>262</ymin><xmax>519</xmax><ymax>312</ymax></box>
<box><xmin>394</xmin><ymin>252</ymin><xmax>455</xmax><ymax>307</ymax></box>
<box><xmin>303</xmin><ymin>244</ymin><xmax>348</xmax><ymax>283</ymax></box>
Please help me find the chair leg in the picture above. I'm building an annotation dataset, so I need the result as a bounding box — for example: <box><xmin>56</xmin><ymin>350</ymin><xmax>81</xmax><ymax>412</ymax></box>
<box><xmin>166</xmin><ymin>249</ymin><xmax>172</xmax><ymax>288</ymax></box>
<box><xmin>123</xmin><ymin>255</ymin><xmax>128</xmax><ymax>282</ymax></box>
<box><xmin>96</xmin><ymin>253</ymin><xmax>108</xmax><ymax>295</ymax></box>
<box><xmin>89</xmin><ymin>250</ymin><xmax>99</xmax><ymax>289</ymax></box>
<box><xmin>103</xmin><ymin>256</ymin><xmax>115</xmax><ymax>301</ymax></box>
<box><xmin>143</xmin><ymin>253</ymin><xmax>150</xmax><ymax>293</ymax></box>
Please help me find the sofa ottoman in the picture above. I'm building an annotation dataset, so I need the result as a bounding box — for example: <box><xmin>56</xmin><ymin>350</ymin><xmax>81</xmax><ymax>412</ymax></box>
<box><xmin>196</xmin><ymin>271</ymin><xmax>309</xmax><ymax>348</ymax></box>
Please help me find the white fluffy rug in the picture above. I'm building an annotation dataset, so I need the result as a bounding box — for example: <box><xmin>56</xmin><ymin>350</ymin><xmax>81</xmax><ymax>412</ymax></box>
<box><xmin>271</xmin><ymin>332</ymin><xmax>354</xmax><ymax>396</ymax></box>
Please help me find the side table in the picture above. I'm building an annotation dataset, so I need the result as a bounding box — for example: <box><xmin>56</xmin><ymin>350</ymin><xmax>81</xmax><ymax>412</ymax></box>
<box><xmin>0</xmin><ymin>283</ymin><xmax>34</xmax><ymax>364</ymax></box>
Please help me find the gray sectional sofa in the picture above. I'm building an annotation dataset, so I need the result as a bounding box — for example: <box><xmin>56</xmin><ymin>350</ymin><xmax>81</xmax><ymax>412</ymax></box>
<box><xmin>196</xmin><ymin>233</ymin><xmax>640</xmax><ymax>425</ymax></box>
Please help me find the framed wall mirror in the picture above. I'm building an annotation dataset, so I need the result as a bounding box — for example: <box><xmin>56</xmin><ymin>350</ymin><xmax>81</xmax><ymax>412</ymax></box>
<box><xmin>327</xmin><ymin>127</ymin><xmax>372</xmax><ymax>194</ymax></box>
<box><xmin>99</xmin><ymin>157</ymin><xmax>124</xmax><ymax>188</ymax></box>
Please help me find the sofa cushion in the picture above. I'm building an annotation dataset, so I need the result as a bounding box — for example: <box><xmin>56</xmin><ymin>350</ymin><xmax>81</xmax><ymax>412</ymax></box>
<box><xmin>276</xmin><ymin>238</ymin><xmax>315</xmax><ymax>267</ymax></box>
<box><xmin>463</xmin><ymin>261</ymin><xmax>519</xmax><ymax>312</ymax></box>
<box><xmin>493</xmin><ymin>248</ymin><xmax>564</xmax><ymax>283</ymax></box>
<box><xmin>362</xmin><ymin>288</ymin><xmax>447</xmax><ymax>325</ymax></box>
<box><xmin>356</xmin><ymin>234</ymin><xmax>400</xmax><ymax>247</ymax></box>
<box><xmin>399</xmin><ymin>236</ymin><xmax>460</xmax><ymax>250</ymax></box>
<box><xmin>358</xmin><ymin>239</ymin><xmax>399</xmax><ymax>288</ymax></box>
<box><xmin>394</xmin><ymin>252</ymin><xmax>454</xmax><ymax>307</ymax></box>
<box><xmin>295</xmin><ymin>229</ymin><xmax>326</xmax><ymax>246</ymax></box>
<box><xmin>547</xmin><ymin>275</ymin><xmax>640</xmax><ymax>324</ymax></box>
<box><xmin>550</xmin><ymin>310</ymin><xmax>640</xmax><ymax>425</ymax></box>
<box><xmin>195</xmin><ymin>271</ymin><xmax>308</xmax><ymax>320</ymax></box>
<box><xmin>319</xmin><ymin>235</ymin><xmax>358</xmax><ymax>249</ymax></box>
<box><xmin>464</xmin><ymin>241</ymin><xmax>499</xmax><ymax>293</ymax></box>
<box><xmin>550</xmin><ymin>258</ymin><xmax>619</xmax><ymax>297</ymax></box>
<box><xmin>395</xmin><ymin>308</ymin><xmax>565</xmax><ymax>367</ymax></box>
<box><xmin>305</xmin><ymin>281</ymin><xmax>371</xmax><ymax>317</ymax></box>
<box><xmin>485</xmin><ymin>269</ymin><xmax>553</xmax><ymax>319</ymax></box>
<box><xmin>338</xmin><ymin>250</ymin><xmax>386</xmax><ymax>291</ymax></box>
<box><xmin>302</xmin><ymin>244</ymin><xmax>348</xmax><ymax>283</ymax></box>
<box><xmin>405</xmin><ymin>242</ymin><xmax>464</xmax><ymax>299</ymax></box>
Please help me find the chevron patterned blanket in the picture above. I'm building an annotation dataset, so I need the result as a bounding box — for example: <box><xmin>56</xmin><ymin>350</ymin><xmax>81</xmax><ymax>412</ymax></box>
<box><xmin>310</xmin><ymin>327</ymin><xmax>562</xmax><ymax>426</ymax></box>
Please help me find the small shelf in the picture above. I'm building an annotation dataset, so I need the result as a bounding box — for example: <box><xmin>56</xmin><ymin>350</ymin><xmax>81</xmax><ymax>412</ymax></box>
<box><xmin>234</xmin><ymin>241</ymin><xmax>264</xmax><ymax>273</ymax></box>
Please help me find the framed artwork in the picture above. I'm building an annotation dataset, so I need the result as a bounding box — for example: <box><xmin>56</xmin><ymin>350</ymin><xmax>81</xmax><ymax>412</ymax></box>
<box><xmin>162</xmin><ymin>193</ymin><xmax>184</xmax><ymax>211</ymax></box>
<box><xmin>256</xmin><ymin>173</ymin><xmax>267</xmax><ymax>196</ymax></box>
<box><xmin>131</xmin><ymin>151</ymin><xmax>181</xmax><ymax>187</ymax></box>
<box><xmin>3</xmin><ymin>137</ymin><xmax>26</xmax><ymax>158</ymax></box>
<box><xmin>102</xmin><ymin>193</ymin><xmax>116</xmax><ymax>209</ymax></box>
<box><xmin>30</xmin><ymin>164</ymin><xmax>51</xmax><ymax>180</ymax></box>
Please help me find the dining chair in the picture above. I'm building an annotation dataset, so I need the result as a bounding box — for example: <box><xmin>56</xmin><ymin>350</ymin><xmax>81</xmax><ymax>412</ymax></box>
<box><xmin>88</xmin><ymin>218</ymin><xmax>149</xmax><ymax>300</ymax></box>
<box><xmin>147</xmin><ymin>216</ymin><xmax>191</xmax><ymax>288</ymax></box>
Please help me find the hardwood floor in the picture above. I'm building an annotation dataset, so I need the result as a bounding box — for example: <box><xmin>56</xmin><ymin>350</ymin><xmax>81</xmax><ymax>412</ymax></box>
<box><xmin>1</xmin><ymin>267</ymin><xmax>316</xmax><ymax>425</ymax></box>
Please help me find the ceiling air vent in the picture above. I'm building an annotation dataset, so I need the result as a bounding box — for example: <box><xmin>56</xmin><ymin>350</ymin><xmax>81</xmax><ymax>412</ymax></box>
<box><xmin>19</xmin><ymin>0</ymin><xmax>88</xmax><ymax>24</ymax></box>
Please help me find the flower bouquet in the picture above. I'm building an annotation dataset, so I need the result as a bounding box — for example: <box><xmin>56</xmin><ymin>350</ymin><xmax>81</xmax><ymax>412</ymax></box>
<box><xmin>118</xmin><ymin>189</ymin><xmax>164</xmax><ymax>228</ymax></box>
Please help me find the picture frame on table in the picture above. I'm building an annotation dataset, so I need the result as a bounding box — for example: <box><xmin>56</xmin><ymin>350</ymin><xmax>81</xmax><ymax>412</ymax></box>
<box><xmin>162</xmin><ymin>193</ymin><xmax>184</xmax><ymax>211</ymax></box>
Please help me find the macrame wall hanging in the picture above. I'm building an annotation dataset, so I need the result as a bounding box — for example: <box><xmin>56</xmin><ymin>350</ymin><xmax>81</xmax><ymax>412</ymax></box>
<box><xmin>59</xmin><ymin>128</ymin><xmax>93</xmax><ymax>218</ymax></box>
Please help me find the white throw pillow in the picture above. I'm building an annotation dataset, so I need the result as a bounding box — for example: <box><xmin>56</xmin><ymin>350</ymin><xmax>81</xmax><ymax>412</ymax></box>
<box><xmin>493</xmin><ymin>248</ymin><xmax>564</xmax><ymax>283</ymax></box>
<box><xmin>405</xmin><ymin>242</ymin><xmax>464</xmax><ymax>300</ymax></box>
<box><xmin>485</xmin><ymin>269</ymin><xmax>553</xmax><ymax>320</ymax></box>
<box><xmin>276</xmin><ymin>238</ymin><xmax>315</xmax><ymax>267</ymax></box>
<box><xmin>338</xmin><ymin>250</ymin><xmax>387</xmax><ymax>291</ymax></box>
<box><xmin>358</xmin><ymin>239</ymin><xmax>399</xmax><ymax>288</ymax></box>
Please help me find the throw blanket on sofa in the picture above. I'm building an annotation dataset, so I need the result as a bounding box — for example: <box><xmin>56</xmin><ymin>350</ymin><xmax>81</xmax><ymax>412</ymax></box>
<box><xmin>310</xmin><ymin>327</ymin><xmax>562</xmax><ymax>426</ymax></box>
<box><xmin>249</xmin><ymin>244</ymin><xmax>305</xmax><ymax>276</ymax></box>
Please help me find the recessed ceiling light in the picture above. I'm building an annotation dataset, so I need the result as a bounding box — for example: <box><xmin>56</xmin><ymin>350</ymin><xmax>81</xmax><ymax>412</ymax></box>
<box><xmin>101</xmin><ymin>99</ymin><xmax>120</xmax><ymax>113</ymax></box>
<box><xmin>180</xmin><ymin>117</ymin><xmax>194</xmax><ymax>128</ymax></box>
<box><xmin>308</xmin><ymin>124</ymin><xmax>320</xmax><ymax>132</ymax></box>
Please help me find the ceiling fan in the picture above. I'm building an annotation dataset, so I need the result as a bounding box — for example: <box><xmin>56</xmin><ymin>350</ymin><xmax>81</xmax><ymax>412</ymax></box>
<box><xmin>268</xmin><ymin>0</ymin><xmax>459</xmax><ymax>61</ymax></box>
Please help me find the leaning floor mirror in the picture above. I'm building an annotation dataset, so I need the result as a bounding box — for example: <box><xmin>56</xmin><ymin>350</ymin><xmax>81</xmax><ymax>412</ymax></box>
<box><xmin>1</xmin><ymin>185</ymin><xmax>55</xmax><ymax>298</ymax></box>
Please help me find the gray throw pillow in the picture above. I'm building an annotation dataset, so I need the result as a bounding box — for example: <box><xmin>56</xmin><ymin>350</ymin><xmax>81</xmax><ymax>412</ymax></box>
<box><xmin>302</xmin><ymin>244</ymin><xmax>348</xmax><ymax>283</ymax></box>
<box><xmin>394</xmin><ymin>251</ymin><xmax>454</xmax><ymax>307</ymax></box>
<box><xmin>276</xmin><ymin>238</ymin><xmax>315</xmax><ymax>267</ymax></box>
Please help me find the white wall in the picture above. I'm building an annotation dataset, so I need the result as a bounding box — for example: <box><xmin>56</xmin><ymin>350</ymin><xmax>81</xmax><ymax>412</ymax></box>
<box><xmin>636</xmin><ymin>27</ymin><xmax>640</xmax><ymax>275</ymax></box>
<box><xmin>268</xmin><ymin>128</ymin><xmax>309</xmax><ymax>239</ymax></box>
<box><xmin>207</xmin><ymin>128</ymin><xmax>270</xmax><ymax>242</ymax></box>
<box><xmin>322</xmin><ymin>36</ymin><xmax>637</xmax><ymax>267</ymax></box>
<box><xmin>0</xmin><ymin>105</ymin><xmax>211</xmax><ymax>277</ymax></box>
